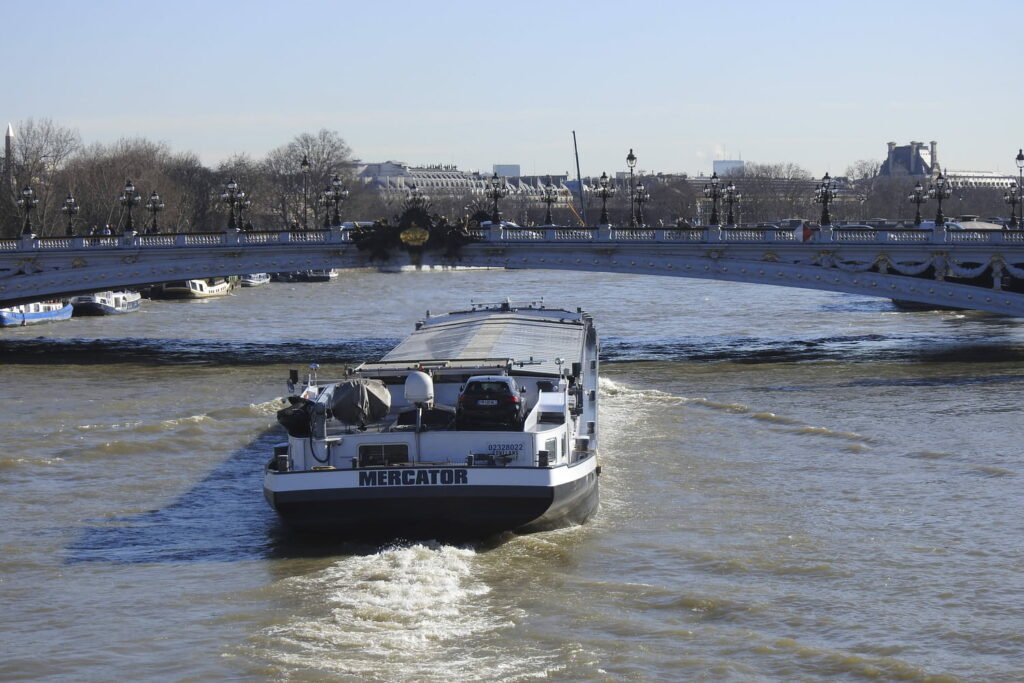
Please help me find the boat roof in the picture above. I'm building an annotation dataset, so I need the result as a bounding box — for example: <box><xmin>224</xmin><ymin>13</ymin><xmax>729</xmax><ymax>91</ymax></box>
<box><xmin>380</xmin><ymin>305</ymin><xmax>587</xmax><ymax>377</ymax></box>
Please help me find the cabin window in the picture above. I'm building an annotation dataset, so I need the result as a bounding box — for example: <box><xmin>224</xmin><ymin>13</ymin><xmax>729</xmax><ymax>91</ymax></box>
<box><xmin>539</xmin><ymin>412</ymin><xmax>564</xmax><ymax>424</ymax></box>
<box><xmin>358</xmin><ymin>443</ymin><xmax>409</xmax><ymax>466</ymax></box>
<box><xmin>545</xmin><ymin>438</ymin><xmax>559</xmax><ymax>460</ymax></box>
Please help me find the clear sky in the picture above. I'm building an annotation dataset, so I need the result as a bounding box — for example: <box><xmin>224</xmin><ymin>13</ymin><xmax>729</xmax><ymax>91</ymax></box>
<box><xmin>4</xmin><ymin>0</ymin><xmax>1023</xmax><ymax>178</ymax></box>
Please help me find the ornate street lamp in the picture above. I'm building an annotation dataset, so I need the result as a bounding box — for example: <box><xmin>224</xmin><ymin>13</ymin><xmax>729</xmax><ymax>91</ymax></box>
<box><xmin>221</xmin><ymin>178</ymin><xmax>246</xmax><ymax>230</ymax></box>
<box><xmin>703</xmin><ymin>172</ymin><xmax>722</xmax><ymax>225</ymax></box>
<box><xmin>145</xmin><ymin>190</ymin><xmax>164</xmax><ymax>233</ymax></box>
<box><xmin>300</xmin><ymin>153</ymin><xmax>310</xmax><ymax>229</ymax></box>
<box><xmin>594</xmin><ymin>172</ymin><xmax>615</xmax><ymax>225</ymax></box>
<box><xmin>319</xmin><ymin>188</ymin><xmax>333</xmax><ymax>227</ymax></box>
<box><xmin>119</xmin><ymin>179</ymin><xmax>141</xmax><ymax>234</ymax></box>
<box><xmin>723</xmin><ymin>181</ymin><xmax>740</xmax><ymax>226</ymax></box>
<box><xmin>486</xmin><ymin>172</ymin><xmax>508</xmax><ymax>223</ymax></box>
<box><xmin>928</xmin><ymin>172</ymin><xmax>952</xmax><ymax>226</ymax></box>
<box><xmin>1016</xmin><ymin>149</ymin><xmax>1024</xmax><ymax>228</ymax></box>
<box><xmin>814</xmin><ymin>172</ymin><xmax>836</xmax><ymax>226</ymax></box>
<box><xmin>17</xmin><ymin>186</ymin><xmax>39</xmax><ymax>236</ymax></box>
<box><xmin>541</xmin><ymin>178</ymin><xmax>557</xmax><ymax>225</ymax></box>
<box><xmin>61</xmin><ymin>193</ymin><xmax>80</xmax><ymax>236</ymax></box>
<box><xmin>330</xmin><ymin>174</ymin><xmax>348</xmax><ymax>226</ymax></box>
<box><xmin>1004</xmin><ymin>183</ymin><xmax>1020</xmax><ymax>229</ymax></box>
<box><xmin>626</xmin><ymin>148</ymin><xmax>637</xmax><ymax>227</ymax></box>
<box><xmin>908</xmin><ymin>180</ymin><xmax>928</xmax><ymax>226</ymax></box>
<box><xmin>633</xmin><ymin>181</ymin><xmax>650</xmax><ymax>227</ymax></box>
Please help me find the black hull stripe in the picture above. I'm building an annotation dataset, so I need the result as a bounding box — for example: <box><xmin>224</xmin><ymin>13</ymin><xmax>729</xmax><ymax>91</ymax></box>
<box><xmin>266</xmin><ymin>475</ymin><xmax>599</xmax><ymax>539</ymax></box>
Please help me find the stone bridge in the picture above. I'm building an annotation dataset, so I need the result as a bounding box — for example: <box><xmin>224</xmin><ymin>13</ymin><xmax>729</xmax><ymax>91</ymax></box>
<box><xmin>3</xmin><ymin>222</ymin><xmax>1024</xmax><ymax>315</ymax></box>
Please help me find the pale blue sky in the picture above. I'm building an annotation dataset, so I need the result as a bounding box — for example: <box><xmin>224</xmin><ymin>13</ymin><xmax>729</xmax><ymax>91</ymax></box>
<box><xmin>4</xmin><ymin>0</ymin><xmax>1023</xmax><ymax>177</ymax></box>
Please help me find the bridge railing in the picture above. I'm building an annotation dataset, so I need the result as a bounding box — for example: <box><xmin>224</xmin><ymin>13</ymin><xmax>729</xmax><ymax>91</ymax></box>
<box><xmin>5</xmin><ymin>224</ymin><xmax>1024</xmax><ymax>253</ymax></box>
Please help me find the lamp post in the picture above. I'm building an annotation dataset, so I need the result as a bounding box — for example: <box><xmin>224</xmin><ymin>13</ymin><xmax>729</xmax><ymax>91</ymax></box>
<box><xmin>119</xmin><ymin>179</ymin><xmax>141</xmax><ymax>234</ymax></box>
<box><xmin>908</xmin><ymin>180</ymin><xmax>928</xmax><ymax>226</ymax></box>
<box><xmin>595</xmin><ymin>172</ymin><xmax>615</xmax><ymax>225</ymax></box>
<box><xmin>319</xmin><ymin>188</ymin><xmax>333</xmax><ymax>227</ymax></box>
<box><xmin>723</xmin><ymin>180</ymin><xmax>740</xmax><ymax>226</ymax></box>
<box><xmin>144</xmin><ymin>191</ymin><xmax>164</xmax><ymax>233</ymax></box>
<box><xmin>61</xmin><ymin>193</ymin><xmax>79</xmax><ymax>236</ymax></box>
<box><xmin>928</xmin><ymin>172</ymin><xmax>952</xmax><ymax>226</ymax></box>
<box><xmin>703</xmin><ymin>172</ymin><xmax>722</xmax><ymax>225</ymax></box>
<box><xmin>1004</xmin><ymin>184</ymin><xmax>1020</xmax><ymax>229</ymax></box>
<box><xmin>1016</xmin><ymin>149</ymin><xmax>1024</xmax><ymax>229</ymax></box>
<box><xmin>17</xmin><ymin>186</ymin><xmax>39</xmax><ymax>235</ymax></box>
<box><xmin>300</xmin><ymin>153</ymin><xmax>310</xmax><ymax>229</ymax></box>
<box><xmin>330</xmin><ymin>174</ymin><xmax>348</xmax><ymax>226</ymax></box>
<box><xmin>221</xmin><ymin>178</ymin><xmax>246</xmax><ymax>230</ymax></box>
<box><xmin>486</xmin><ymin>172</ymin><xmax>508</xmax><ymax>223</ymax></box>
<box><xmin>814</xmin><ymin>172</ymin><xmax>836</xmax><ymax>226</ymax></box>
<box><xmin>626</xmin><ymin>148</ymin><xmax>637</xmax><ymax>227</ymax></box>
<box><xmin>541</xmin><ymin>178</ymin><xmax>557</xmax><ymax>225</ymax></box>
<box><xmin>633</xmin><ymin>181</ymin><xmax>650</xmax><ymax>227</ymax></box>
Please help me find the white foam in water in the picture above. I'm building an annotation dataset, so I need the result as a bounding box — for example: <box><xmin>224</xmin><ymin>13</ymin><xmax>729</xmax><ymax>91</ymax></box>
<box><xmin>600</xmin><ymin>376</ymin><xmax>873</xmax><ymax>443</ymax></box>
<box><xmin>253</xmin><ymin>543</ymin><xmax>548</xmax><ymax>679</ymax></box>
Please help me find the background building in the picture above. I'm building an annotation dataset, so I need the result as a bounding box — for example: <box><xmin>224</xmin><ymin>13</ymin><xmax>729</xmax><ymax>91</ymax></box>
<box><xmin>492</xmin><ymin>164</ymin><xmax>521</xmax><ymax>178</ymax></box>
<box><xmin>713</xmin><ymin>159</ymin><xmax>745</xmax><ymax>176</ymax></box>
<box><xmin>880</xmin><ymin>141</ymin><xmax>937</xmax><ymax>177</ymax></box>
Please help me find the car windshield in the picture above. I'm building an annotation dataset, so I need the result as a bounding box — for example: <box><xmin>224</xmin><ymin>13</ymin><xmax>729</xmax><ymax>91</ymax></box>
<box><xmin>465</xmin><ymin>381</ymin><xmax>511</xmax><ymax>395</ymax></box>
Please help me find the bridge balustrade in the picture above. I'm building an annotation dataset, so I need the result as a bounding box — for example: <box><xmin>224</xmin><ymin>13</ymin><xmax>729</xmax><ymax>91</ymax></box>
<box><xmin>610</xmin><ymin>229</ymin><xmax>656</xmax><ymax>241</ymax></box>
<box><xmin>553</xmin><ymin>229</ymin><xmax>594</xmax><ymax>240</ymax></box>
<box><xmin>138</xmin><ymin>235</ymin><xmax>178</xmax><ymax>247</ymax></box>
<box><xmin>662</xmin><ymin>229</ymin><xmax>706</xmax><ymax>242</ymax></box>
<box><xmin>502</xmin><ymin>229</ymin><xmax>545</xmax><ymax>241</ymax></box>
<box><xmin>7</xmin><ymin>225</ymin><xmax>1024</xmax><ymax>253</ymax></box>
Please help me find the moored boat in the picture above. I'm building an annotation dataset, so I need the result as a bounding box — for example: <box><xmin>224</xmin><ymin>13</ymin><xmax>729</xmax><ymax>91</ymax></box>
<box><xmin>149</xmin><ymin>278</ymin><xmax>233</xmax><ymax>299</ymax></box>
<box><xmin>240</xmin><ymin>273</ymin><xmax>271</xmax><ymax>287</ymax></box>
<box><xmin>264</xmin><ymin>300</ymin><xmax>601</xmax><ymax>540</ymax></box>
<box><xmin>297</xmin><ymin>269</ymin><xmax>338</xmax><ymax>282</ymax></box>
<box><xmin>70</xmin><ymin>290</ymin><xmax>142</xmax><ymax>316</ymax></box>
<box><xmin>0</xmin><ymin>300</ymin><xmax>73</xmax><ymax>327</ymax></box>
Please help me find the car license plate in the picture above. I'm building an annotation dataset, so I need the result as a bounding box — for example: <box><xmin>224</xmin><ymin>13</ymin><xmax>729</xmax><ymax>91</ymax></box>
<box><xmin>478</xmin><ymin>399</ymin><xmax>498</xmax><ymax>406</ymax></box>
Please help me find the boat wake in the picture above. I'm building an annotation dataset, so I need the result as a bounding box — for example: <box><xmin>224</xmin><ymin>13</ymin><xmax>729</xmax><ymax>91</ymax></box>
<box><xmin>241</xmin><ymin>543</ymin><xmax>557</xmax><ymax>680</ymax></box>
<box><xmin>599</xmin><ymin>377</ymin><xmax>875</xmax><ymax>446</ymax></box>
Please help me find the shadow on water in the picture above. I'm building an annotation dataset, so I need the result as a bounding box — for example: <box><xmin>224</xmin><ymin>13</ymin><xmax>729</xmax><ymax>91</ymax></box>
<box><xmin>64</xmin><ymin>428</ymin><xmax>416</xmax><ymax>565</ymax></box>
<box><xmin>602</xmin><ymin>336</ymin><xmax>1024</xmax><ymax>365</ymax></box>
<box><xmin>8</xmin><ymin>331</ymin><xmax>1024</xmax><ymax>368</ymax></box>
<box><xmin>0</xmin><ymin>337</ymin><xmax>399</xmax><ymax>366</ymax></box>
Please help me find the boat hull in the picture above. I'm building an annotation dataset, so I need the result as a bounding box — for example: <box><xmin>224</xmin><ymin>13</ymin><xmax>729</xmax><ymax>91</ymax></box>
<box><xmin>264</xmin><ymin>462</ymin><xmax>599</xmax><ymax>540</ymax></box>
<box><xmin>71</xmin><ymin>298</ymin><xmax>140</xmax><ymax>316</ymax></box>
<box><xmin>0</xmin><ymin>303</ymin><xmax>73</xmax><ymax>326</ymax></box>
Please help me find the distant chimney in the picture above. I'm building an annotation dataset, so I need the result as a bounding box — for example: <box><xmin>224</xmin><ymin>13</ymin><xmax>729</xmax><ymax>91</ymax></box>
<box><xmin>886</xmin><ymin>142</ymin><xmax>896</xmax><ymax>175</ymax></box>
<box><xmin>930</xmin><ymin>140</ymin><xmax>938</xmax><ymax>174</ymax></box>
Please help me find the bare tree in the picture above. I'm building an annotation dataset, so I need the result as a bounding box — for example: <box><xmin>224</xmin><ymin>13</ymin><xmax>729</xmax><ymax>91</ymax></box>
<box><xmin>3</xmin><ymin>118</ymin><xmax>81</xmax><ymax>236</ymax></box>
<box><xmin>263</xmin><ymin>129</ymin><xmax>355</xmax><ymax>229</ymax></box>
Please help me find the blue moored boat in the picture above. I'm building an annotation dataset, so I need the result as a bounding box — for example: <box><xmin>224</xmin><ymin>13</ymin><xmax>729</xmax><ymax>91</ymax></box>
<box><xmin>0</xmin><ymin>301</ymin><xmax>73</xmax><ymax>327</ymax></box>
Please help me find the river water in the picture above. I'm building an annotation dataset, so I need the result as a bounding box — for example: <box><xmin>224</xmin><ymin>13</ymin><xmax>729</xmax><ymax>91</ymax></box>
<box><xmin>1</xmin><ymin>268</ymin><xmax>1022</xmax><ymax>681</ymax></box>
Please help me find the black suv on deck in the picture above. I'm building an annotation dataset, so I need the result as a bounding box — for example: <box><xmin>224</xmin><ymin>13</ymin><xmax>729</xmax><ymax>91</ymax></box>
<box><xmin>456</xmin><ymin>376</ymin><xmax>527</xmax><ymax>430</ymax></box>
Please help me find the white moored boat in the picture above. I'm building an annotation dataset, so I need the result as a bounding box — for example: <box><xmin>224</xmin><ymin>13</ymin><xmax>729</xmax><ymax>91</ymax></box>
<box><xmin>264</xmin><ymin>300</ymin><xmax>601</xmax><ymax>539</ymax></box>
<box><xmin>240</xmin><ymin>273</ymin><xmax>271</xmax><ymax>287</ymax></box>
<box><xmin>149</xmin><ymin>278</ymin><xmax>233</xmax><ymax>299</ymax></box>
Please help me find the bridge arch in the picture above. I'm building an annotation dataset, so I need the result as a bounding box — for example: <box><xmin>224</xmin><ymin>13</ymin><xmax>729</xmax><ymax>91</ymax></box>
<box><xmin>2</xmin><ymin>224</ymin><xmax>1024</xmax><ymax>315</ymax></box>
